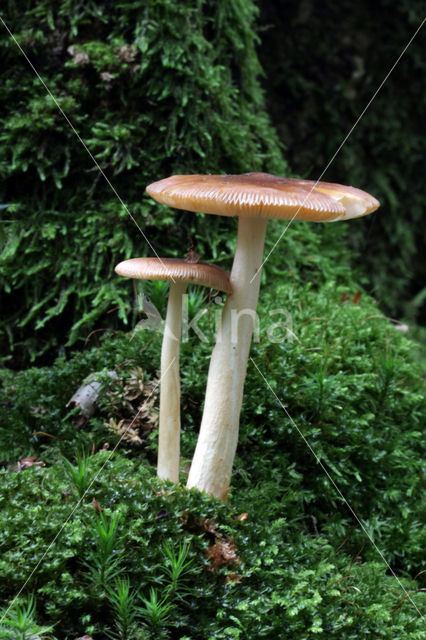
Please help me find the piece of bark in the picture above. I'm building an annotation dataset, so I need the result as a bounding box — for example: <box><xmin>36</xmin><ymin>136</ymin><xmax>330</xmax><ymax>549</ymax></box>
<box><xmin>67</xmin><ymin>371</ymin><xmax>118</xmax><ymax>419</ymax></box>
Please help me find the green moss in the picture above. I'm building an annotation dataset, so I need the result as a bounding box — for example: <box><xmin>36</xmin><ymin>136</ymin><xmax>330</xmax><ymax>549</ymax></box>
<box><xmin>1</xmin><ymin>230</ymin><xmax>425</xmax><ymax>635</ymax></box>
<box><xmin>0</xmin><ymin>0</ymin><xmax>286</xmax><ymax>364</ymax></box>
<box><xmin>0</xmin><ymin>449</ymin><xmax>424</xmax><ymax>638</ymax></box>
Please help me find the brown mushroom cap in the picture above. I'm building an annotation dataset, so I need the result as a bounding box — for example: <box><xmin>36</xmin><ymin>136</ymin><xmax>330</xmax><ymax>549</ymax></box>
<box><xmin>115</xmin><ymin>257</ymin><xmax>232</xmax><ymax>294</ymax></box>
<box><xmin>146</xmin><ymin>172</ymin><xmax>380</xmax><ymax>222</ymax></box>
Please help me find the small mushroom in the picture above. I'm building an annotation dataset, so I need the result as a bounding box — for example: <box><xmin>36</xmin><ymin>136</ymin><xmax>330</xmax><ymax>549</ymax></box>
<box><xmin>147</xmin><ymin>173</ymin><xmax>380</xmax><ymax>499</ymax></box>
<box><xmin>115</xmin><ymin>257</ymin><xmax>232</xmax><ymax>483</ymax></box>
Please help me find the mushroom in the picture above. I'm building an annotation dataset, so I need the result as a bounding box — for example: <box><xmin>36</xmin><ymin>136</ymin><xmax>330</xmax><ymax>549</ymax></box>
<box><xmin>146</xmin><ymin>173</ymin><xmax>380</xmax><ymax>499</ymax></box>
<box><xmin>115</xmin><ymin>257</ymin><xmax>232</xmax><ymax>483</ymax></box>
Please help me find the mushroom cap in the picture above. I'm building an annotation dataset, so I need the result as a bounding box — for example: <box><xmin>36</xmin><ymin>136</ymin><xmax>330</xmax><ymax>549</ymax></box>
<box><xmin>146</xmin><ymin>172</ymin><xmax>380</xmax><ymax>222</ymax></box>
<box><xmin>115</xmin><ymin>257</ymin><xmax>232</xmax><ymax>293</ymax></box>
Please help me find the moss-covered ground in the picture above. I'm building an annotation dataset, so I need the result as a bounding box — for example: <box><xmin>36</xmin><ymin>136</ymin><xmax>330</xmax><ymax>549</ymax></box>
<box><xmin>1</xmin><ymin>222</ymin><xmax>425</xmax><ymax>638</ymax></box>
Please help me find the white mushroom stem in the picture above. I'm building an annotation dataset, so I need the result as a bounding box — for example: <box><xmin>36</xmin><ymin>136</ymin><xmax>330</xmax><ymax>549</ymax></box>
<box><xmin>187</xmin><ymin>216</ymin><xmax>267</xmax><ymax>499</ymax></box>
<box><xmin>158</xmin><ymin>280</ymin><xmax>187</xmax><ymax>482</ymax></box>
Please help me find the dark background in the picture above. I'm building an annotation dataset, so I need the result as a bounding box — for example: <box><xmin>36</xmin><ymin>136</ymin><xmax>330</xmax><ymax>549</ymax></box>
<box><xmin>258</xmin><ymin>0</ymin><xmax>426</xmax><ymax>324</ymax></box>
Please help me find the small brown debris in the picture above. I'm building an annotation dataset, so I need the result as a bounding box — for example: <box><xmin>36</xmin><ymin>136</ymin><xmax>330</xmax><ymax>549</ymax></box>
<box><xmin>100</xmin><ymin>71</ymin><xmax>115</xmax><ymax>87</ymax></box>
<box><xmin>17</xmin><ymin>456</ymin><xmax>46</xmax><ymax>471</ymax></box>
<box><xmin>93</xmin><ymin>498</ymin><xmax>103</xmax><ymax>513</ymax></box>
<box><xmin>182</xmin><ymin>516</ymin><xmax>218</xmax><ymax>537</ymax></box>
<box><xmin>237</xmin><ymin>512</ymin><xmax>248</xmax><ymax>521</ymax></box>
<box><xmin>201</xmin><ymin>518</ymin><xmax>218</xmax><ymax>535</ymax></box>
<box><xmin>103</xmin><ymin>369</ymin><xmax>158</xmax><ymax>447</ymax></box>
<box><xmin>185</xmin><ymin>240</ymin><xmax>201</xmax><ymax>264</ymax></box>
<box><xmin>225</xmin><ymin>572</ymin><xmax>243</xmax><ymax>584</ymax></box>
<box><xmin>67</xmin><ymin>45</ymin><xmax>89</xmax><ymax>66</ymax></box>
<box><xmin>105</xmin><ymin>418</ymin><xmax>143</xmax><ymax>445</ymax></box>
<box><xmin>30</xmin><ymin>431</ymin><xmax>60</xmax><ymax>440</ymax></box>
<box><xmin>181</xmin><ymin>513</ymin><xmax>242</xmax><ymax>575</ymax></box>
<box><xmin>206</xmin><ymin>538</ymin><xmax>241</xmax><ymax>572</ymax></box>
<box><xmin>118</xmin><ymin>44</ymin><xmax>138</xmax><ymax>63</ymax></box>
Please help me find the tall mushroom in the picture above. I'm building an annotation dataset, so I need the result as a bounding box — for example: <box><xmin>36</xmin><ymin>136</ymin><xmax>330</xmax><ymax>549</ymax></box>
<box><xmin>115</xmin><ymin>257</ymin><xmax>232</xmax><ymax>483</ymax></box>
<box><xmin>146</xmin><ymin>173</ymin><xmax>380</xmax><ymax>499</ymax></box>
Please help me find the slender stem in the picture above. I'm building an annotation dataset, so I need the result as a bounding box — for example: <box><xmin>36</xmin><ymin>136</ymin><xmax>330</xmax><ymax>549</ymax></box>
<box><xmin>158</xmin><ymin>281</ymin><xmax>187</xmax><ymax>482</ymax></box>
<box><xmin>187</xmin><ymin>216</ymin><xmax>267</xmax><ymax>499</ymax></box>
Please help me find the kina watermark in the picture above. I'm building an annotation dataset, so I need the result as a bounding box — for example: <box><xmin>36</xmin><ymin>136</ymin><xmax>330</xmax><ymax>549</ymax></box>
<box><xmin>132</xmin><ymin>292</ymin><xmax>298</xmax><ymax>345</ymax></box>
